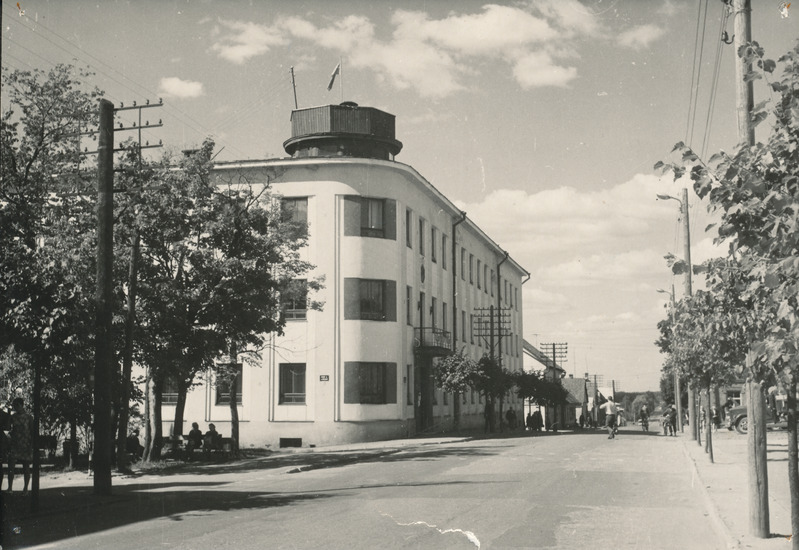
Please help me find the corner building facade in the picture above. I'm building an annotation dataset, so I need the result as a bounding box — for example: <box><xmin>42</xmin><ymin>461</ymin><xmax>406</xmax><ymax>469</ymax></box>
<box><xmin>167</xmin><ymin>103</ymin><xmax>529</xmax><ymax>448</ymax></box>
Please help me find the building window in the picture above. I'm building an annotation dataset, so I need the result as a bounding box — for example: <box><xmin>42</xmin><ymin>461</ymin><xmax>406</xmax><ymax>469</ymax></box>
<box><xmin>484</xmin><ymin>265</ymin><xmax>488</xmax><ymax>294</ymax></box>
<box><xmin>469</xmin><ymin>254</ymin><xmax>474</xmax><ymax>284</ymax></box>
<box><xmin>162</xmin><ymin>374</ymin><xmax>179</xmax><ymax>405</ymax></box>
<box><xmin>279</xmin><ymin>363</ymin><xmax>306</xmax><ymax>404</ymax></box>
<box><xmin>470</xmin><ymin>314</ymin><xmax>475</xmax><ymax>344</ymax></box>
<box><xmin>282</xmin><ymin>279</ymin><xmax>308</xmax><ymax>320</ymax></box>
<box><xmin>442</xmin><ymin>234</ymin><xmax>448</xmax><ymax>270</ymax></box>
<box><xmin>431</xmin><ymin>226</ymin><xmax>438</xmax><ymax>263</ymax></box>
<box><xmin>361</xmin><ymin>280</ymin><xmax>386</xmax><ymax>320</ymax></box>
<box><xmin>490</xmin><ymin>270</ymin><xmax>495</xmax><ymax>296</ymax></box>
<box><xmin>281</xmin><ymin>197</ymin><xmax>309</xmax><ymax>238</ymax></box>
<box><xmin>361</xmin><ymin>198</ymin><xmax>385</xmax><ymax>238</ymax></box>
<box><xmin>215</xmin><ymin>364</ymin><xmax>243</xmax><ymax>405</ymax></box>
<box><xmin>344</xmin><ymin>362</ymin><xmax>397</xmax><ymax>404</ymax></box>
<box><xmin>442</xmin><ymin>301</ymin><xmax>448</xmax><ymax>332</ymax></box>
<box><xmin>460</xmin><ymin>248</ymin><xmax>466</xmax><ymax>280</ymax></box>
<box><xmin>406</xmin><ymin>364</ymin><xmax>413</xmax><ymax>406</ymax></box>
<box><xmin>406</xmin><ymin>285</ymin><xmax>413</xmax><ymax>326</ymax></box>
<box><xmin>406</xmin><ymin>208</ymin><xmax>412</xmax><ymax>248</ymax></box>
<box><xmin>419</xmin><ymin>218</ymin><xmax>425</xmax><ymax>255</ymax></box>
<box><xmin>461</xmin><ymin>310</ymin><xmax>467</xmax><ymax>342</ymax></box>
<box><xmin>431</xmin><ymin>297</ymin><xmax>438</xmax><ymax>328</ymax></box>
<box><xmin>345</xmin><ymin>278</ymin><xmax>396</xmax><ymax>321</ymax></box>
<box><xmin>476</xmin><ymin>260</ymin><xmax>481</xmax><ymax>289</ymax></box>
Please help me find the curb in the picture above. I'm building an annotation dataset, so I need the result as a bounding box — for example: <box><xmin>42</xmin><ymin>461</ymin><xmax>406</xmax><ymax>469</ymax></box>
<box><xmin>680</xmin><ymin>440</ymin><xmax>742</xmax><ymax>550</ymax></box>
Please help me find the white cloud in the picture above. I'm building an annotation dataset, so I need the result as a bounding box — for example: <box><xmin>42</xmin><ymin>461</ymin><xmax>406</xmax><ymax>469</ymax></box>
<box><xmin>513</xmin><ymin>51</ymin><xmax>578</xmax><ymax>88</ymax></box>
<box><xmin>210</xmin><ymin>19</ymin><xmax>286</xmax><ymax>64</ymax></box>
<box><xmin>158</xmin><ymin>77</ymin><xmax>205</xmax><ymax>98</ymax></box>
<box><xmin>617</xmin><ymin>24</ymin><xmax>665</xmax><ymax>49</ymax></box>
<box><xmin>209</xmin><ymin>4</ymin><xmax>603</xmax><ymax>97</ymax></box>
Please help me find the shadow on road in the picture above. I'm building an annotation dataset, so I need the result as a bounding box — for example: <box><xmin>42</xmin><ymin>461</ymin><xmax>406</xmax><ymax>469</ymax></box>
<box><xmin>2</xmin><ymin>481</ymin><xmax>337</xmax><ymax>548</ymax></box>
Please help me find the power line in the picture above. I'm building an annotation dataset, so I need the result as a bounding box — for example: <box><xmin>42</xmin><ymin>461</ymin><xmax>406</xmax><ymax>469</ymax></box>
<box><xmin>686</xmin><ymin>0</ymin><xmax>711</xmax><ymax>148</ymax></box>
<box><xmin>2</xmin><ymin>7</ymin><xmax>249</xmax><ymax>158</ymax></box>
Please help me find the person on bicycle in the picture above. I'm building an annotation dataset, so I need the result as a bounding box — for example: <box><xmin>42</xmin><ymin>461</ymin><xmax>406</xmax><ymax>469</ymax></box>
<box><xmin>640</xmin><ymin>405</ymin><xmax>649</xmax><ymax>431</ymax></box>
<box><xmin>600</xmin><ymin>396</ymin><xmax>618</xmax><ymax>439</ymax></box>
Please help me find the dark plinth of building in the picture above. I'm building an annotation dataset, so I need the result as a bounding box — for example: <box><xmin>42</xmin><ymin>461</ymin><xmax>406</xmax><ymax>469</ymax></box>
<box><xmin>283</xmin><ymin>102</ymin><xmax>403</xmax><ymax>161</ymax></box>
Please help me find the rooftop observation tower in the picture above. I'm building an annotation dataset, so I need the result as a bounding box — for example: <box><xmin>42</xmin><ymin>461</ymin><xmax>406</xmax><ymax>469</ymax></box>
<box><xmin>283</xmin><ymin>102</ymin><xmax>403</xmax><ymax>161</ymax></box>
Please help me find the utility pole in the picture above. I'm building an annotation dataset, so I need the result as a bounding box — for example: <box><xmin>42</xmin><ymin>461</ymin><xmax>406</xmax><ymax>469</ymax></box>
<box><xmin>732</xmin><ymin>0</ymin><xmax>769</xmax><ymax>539</ymax></box>
<box><xmin>679</xmin><ymin>187</ymin><xmax>697</xmax><ymax>444</ymax></box>
<box><xmin>94</xmin><ymin>99</ymin><xmax>114</xmax><ymax>495</ymax></box>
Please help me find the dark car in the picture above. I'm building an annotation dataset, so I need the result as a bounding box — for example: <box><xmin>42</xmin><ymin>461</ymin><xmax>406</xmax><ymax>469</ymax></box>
<box><xmin>726</xmin><ymin>405</ymin><xmax>787</xmax><ymax>434</ymax></box>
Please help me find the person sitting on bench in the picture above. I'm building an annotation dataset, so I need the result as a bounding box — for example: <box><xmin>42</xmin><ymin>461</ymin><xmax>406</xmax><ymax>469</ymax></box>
<box><xmin>203</xmin><ymin>424</ymin><xmax>222</xmax><ymax>454</ymax></box>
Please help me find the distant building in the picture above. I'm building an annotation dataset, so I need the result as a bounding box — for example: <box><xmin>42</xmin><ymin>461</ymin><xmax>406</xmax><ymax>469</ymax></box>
<box><xmin>163</xmin><ymin>102</ymin><xmax>528</xmax><ymax>448</ymax></box>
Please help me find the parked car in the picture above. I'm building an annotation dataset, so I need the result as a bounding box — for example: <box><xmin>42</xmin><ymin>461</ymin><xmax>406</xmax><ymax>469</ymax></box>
<box><xmin>726</xmin><ymin>405</ymin><xmax>787</xmax><ymax>434</ymax></box>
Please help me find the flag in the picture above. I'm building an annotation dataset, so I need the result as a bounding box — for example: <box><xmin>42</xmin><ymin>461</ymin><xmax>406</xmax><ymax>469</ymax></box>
<box><xmin>327</xmin><ymin>63</ymin><xmax>340</xmax><ymax>91</ymax></box>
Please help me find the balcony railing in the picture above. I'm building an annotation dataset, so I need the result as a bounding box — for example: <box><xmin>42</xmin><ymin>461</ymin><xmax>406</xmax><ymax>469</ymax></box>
<box><xmin>414</xmin><ymin>327</ymin><xmax>452</xmax><ymax>356</ymax></box>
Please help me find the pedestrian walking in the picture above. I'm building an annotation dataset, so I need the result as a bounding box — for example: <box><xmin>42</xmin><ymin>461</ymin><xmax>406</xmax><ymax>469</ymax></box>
<box><xmin>668</xmin><ymin>405</ymin><xmax>677</xmax><ymax>436</ymax></box>
<box><xmin>5</xmin><ymin>397</ymin><xmax>33</xmax><ymax>495</ymax></box>
<box><xmin>600</xmin><ymin>396</ymin><xmax>618</xmax><ymax>439</ymax></box>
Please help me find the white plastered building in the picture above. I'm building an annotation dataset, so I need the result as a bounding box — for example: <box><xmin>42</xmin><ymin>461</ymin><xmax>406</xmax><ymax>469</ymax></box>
<box><xmin>164</xmin><ymin>103</ymin><xmax>529</xmax><ymax>448</ymax></box>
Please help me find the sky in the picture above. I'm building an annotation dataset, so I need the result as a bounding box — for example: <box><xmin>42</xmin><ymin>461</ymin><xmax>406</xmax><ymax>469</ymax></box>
<box><xmin>2</xmin><ymin>1</ymin><xmax>797</xmax><ymax>391</ymax></box>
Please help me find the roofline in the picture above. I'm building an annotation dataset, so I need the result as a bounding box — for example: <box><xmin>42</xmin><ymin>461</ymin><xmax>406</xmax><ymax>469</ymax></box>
<box><xmin>212</xmin><ymin>157</ymin><xmax>529</xmax><ymax>278</ymax></box>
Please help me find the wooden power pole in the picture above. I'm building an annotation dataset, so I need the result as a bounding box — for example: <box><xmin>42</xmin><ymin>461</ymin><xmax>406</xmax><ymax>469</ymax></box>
<box><xmin>732</xmin><ymin>0</ymin><xmax>769</xmax><ymax>539</ymax></box>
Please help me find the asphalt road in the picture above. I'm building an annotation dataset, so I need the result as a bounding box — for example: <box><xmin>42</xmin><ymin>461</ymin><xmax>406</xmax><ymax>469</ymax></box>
<box><xmin>3</xmin><ymin>427</ymin><xmax>724</xmax><ymax>549</ymax></box>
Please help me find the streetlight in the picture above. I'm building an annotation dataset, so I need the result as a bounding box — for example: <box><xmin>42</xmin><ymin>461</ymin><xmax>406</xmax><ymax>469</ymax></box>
<box><xmin>657</xmin><ymin>286</ymin><xmax>683</xmax><ymax>433</ymax></box>
<box><xmin>657</xmin><ymin>189</ymin><xmax>696</xmax><ymax>441</ymax></box>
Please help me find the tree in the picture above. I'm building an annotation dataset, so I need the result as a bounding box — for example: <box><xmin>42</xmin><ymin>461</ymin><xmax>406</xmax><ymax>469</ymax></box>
<box><xmin>434</xmin><ymin>349</ymin><xmax>479</xmax><ymax>431</ymax></box>
<box><xmin>656</xmin><ymin>41</ymin><xmax>799</xmax><ymax>545</ymax></box>
<box><xmin>1</xmin><ymin>65</ymin><xmax>101</xmax><ymax>488</ymax></box>
<box><xmin>129</xmin><ymin>141</ymin><xmax>316</xmax><ymax>460</ymax></box>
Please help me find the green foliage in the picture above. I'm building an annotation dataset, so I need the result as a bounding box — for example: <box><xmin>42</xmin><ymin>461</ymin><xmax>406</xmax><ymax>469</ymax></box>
<box><xmin>656</xmin><ymin>41</ymin><xmax>799</xmax><ymax>385</ymax></box>
<box><xmin>0</xmin><ymin>64</ymin><xmax>99</xmax><ymax>432</ymax></box>
<box><xmin>434</xmin><ymin>349</ymin><xmax>478</xmax><ymax>394</ymax></box>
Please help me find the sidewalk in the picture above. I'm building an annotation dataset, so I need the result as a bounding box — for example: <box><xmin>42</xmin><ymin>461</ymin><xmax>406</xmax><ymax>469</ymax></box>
<box><xmin>681</xmin><ymin>427</ymin><xmax>793</xmax><ymax>549</ymax></box>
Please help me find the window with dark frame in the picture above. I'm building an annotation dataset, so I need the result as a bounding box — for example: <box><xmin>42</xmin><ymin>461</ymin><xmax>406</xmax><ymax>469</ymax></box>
<box><xmin>281</xmin><ymin>197</ymin><xmax>309</xmax><ymax>241</ymax></box>
<box><xmin>406</xmin><ymin>208</ymin><xmax>412</xmax><ymax>248</ymax></box>
<box><xmin>360</xmin><ymin>280</ymin><xmax>386</xmax><ymax>320</ymax></box>
<box><xmin>361</xmin><ymin>198</ymin><xmax>385</xmax><ymax>238</ymax></box>
<box><xmin>406</xmin><ymin>285</ymin><xmax>413</xmax><ymax>326</ymax></box>
<box><xmin>442</xmin><ymin>301</ymin><xmax>448</xmax><ymax>332</ymax></box>
<box><xmin>442</xmin><ymin>234</ymin><xmax>448</xmax><ymax>270</ymax></box>
<box><xmin>162</xmin><ymin>374</ymin><xmax>179</xmax><ymax>405</ymax></box>
<box><xmin>215</xmin><ymin>364</ymin><xmax>243</xmax><ymax>405</ymax></box>
<box><xmin>477</xmin><ymin>259</ymin><xmax>481</xmax><ymax>289</ymax></box>
<box><xmin>359</xmin><ymin>363</ymin><xmax>387</xmax><ymax>404</ymax></box>
<box><xmin>431</xmin><ymin>296</ymin><xmax>438</xmax><ymax>328</ymax></box>
<box><xmin>431</xmin><ymin>226</ymin><xmax>437</xmax><ymax>263</ymax></box>
<box><xmin>279</xmin><ymin>363</ymin><xmax>306</xmax><ymax>404</ymax></box>
<box><xmin>419</xmin><ymin>218</ymin><xmax>425</xmax><ymax>255</ymax></box>
<box><xmin>469</xmin><ymin>254</ymin><xmax>474</xmax><ymax>284</ymax></box>
<box><xmin>282</xmin><ymin>279</ymin><xmax>308</xmax><ymax>320</ymax></box>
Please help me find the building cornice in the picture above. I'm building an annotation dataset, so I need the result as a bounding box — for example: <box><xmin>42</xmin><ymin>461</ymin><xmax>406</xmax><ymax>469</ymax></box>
<box><xmin>212</xmin><ymin>157</ymin><xmax>529</xmax><ymax>278</ymax></box>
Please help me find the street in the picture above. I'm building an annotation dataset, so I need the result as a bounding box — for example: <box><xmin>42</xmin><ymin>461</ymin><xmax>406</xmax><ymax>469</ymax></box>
<box><xmin>2</xmin><ymin>427</ymin><xmax>725</xmax><ymax>549</ymax></box>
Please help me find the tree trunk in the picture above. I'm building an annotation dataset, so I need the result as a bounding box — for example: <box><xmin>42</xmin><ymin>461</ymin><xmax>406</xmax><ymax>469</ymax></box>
<box><xmin>143</xmin><ymin>375</ymin><xmax>162</xmax><ymax>462</ymax></box>
<box><xmin>173</xmin><ymin>382</ymin><xmax>188</xmax><ymax>437</ymax></box>
<box><xmin>68</xmin><ymin>419</ymin><xmax>77</xmax><ymax>470</ymax></box>
<box><xmin>786</xmin><ymin>376</ymin><xmax>798</xmax><ymax>550</ymax></box>
<box><xmin>116</xmin><ymin>231</ymin><xmax>139</xmax><ymax>471</ymax></box>
<box><xmin>228</xmin><ymin>345</ymin><xmax>240</xmax><ymax>455</ymax></box>
<box><xmin>747</xmin><ymin>379</ymin><xmax>770</xmax><ymax>538</ymax></box>
<box><xmin>498</xmin><ymin>395</ymin><xmax>505</xmax><ymax>432</ymax></box>
<box><xmin>688</xmin><ymin>383</ymin><xmax>697</xmax><ymax>441</ymax></box>
<box><xmin>705</xmin><ymin>390</ymin><xmax>714</xmax><ymax>463</ymax></box>
<box><xmin>453</xmin><ymin>392</ymin><xmax>461</xmax><ymax>432</ymax></box>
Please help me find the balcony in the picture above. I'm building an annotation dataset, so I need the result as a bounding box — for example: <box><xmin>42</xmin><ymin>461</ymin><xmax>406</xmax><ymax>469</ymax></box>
<box><xmin>414</xmin><ymin>327</ymin><xmax>452</xmax><ymax>357</ymax></box>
